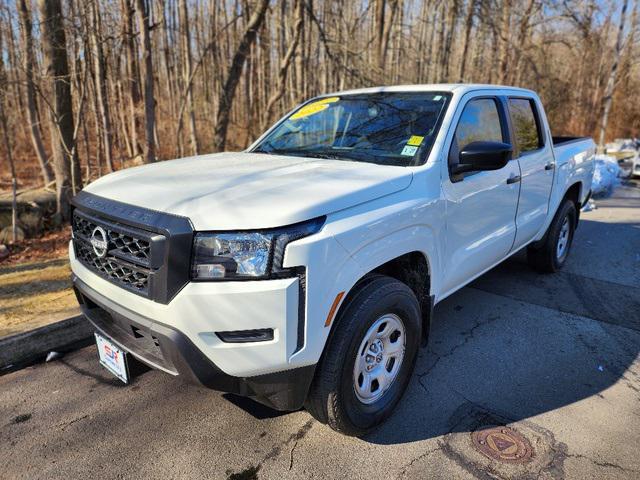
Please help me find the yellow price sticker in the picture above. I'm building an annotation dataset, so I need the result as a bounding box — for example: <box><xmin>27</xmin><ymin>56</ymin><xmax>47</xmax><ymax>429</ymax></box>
<box><xmin>407</xmin><ymin>135</ymin><xmax>424</xmax><ymax>146</ymax></box>
<box><xmin>290</xmin><ymin>97</ymin><xmax>340</xmax><ymax>120</ymax></box>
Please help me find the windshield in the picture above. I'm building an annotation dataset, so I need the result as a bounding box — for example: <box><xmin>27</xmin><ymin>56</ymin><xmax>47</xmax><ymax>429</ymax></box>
<box><xmin>252</xmin><ymin>92</ymin><xmax>451</xmax><ymax>166</ymax></box>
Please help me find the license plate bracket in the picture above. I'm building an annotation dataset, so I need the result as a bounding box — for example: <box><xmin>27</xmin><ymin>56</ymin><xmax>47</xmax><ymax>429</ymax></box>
<box><xmin>95</xmin><ymin>332</ymin><xmax>129</xmax><ymax>383</ymax></box>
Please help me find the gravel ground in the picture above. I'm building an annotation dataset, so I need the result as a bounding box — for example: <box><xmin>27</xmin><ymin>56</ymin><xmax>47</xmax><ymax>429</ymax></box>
<box><xmin>1</xmin><ymin>180</ymin><xmax>639</xmax><ymax>480</ymax></box>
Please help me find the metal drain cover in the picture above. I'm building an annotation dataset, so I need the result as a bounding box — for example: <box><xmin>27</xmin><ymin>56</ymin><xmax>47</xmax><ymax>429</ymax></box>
<box><xmin>471</xmin><ymin>426</ymin><xmax>533</xmax><ymax>464</ymax></box>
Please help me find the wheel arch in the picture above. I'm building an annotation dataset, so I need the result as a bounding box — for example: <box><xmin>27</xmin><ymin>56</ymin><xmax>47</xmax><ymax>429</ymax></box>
<box><xmin>532</xmin><ymin>180</ymin><xmax>583</xmax><ymax>249</ymax></box>
<box><xmin>563</xmin><ymin>181</ymin><xmax>582</xmax><ymax>226</ymax></box>
<box><xmin>329</xmin><ymin>250</ymin><xmax>433</xmax><ymax>349</ymax></box>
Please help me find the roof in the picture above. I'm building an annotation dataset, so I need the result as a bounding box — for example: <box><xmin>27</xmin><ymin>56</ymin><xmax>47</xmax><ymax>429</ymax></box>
<box><xmin>327</xmin><ymin>83</ymin><xmax>536</xmax><ymax>97</ymax></box>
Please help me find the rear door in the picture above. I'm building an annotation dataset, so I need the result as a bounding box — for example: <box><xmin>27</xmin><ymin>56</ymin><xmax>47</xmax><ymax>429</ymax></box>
<box><xmin>507</xmin><ymin>97</ymin><xmax>555</xmax><ymax>250</ymax></box>
<box><xmin>440</xmin><ymin>95</ymin><xmax>521</xmax><ymax>296</ymax></box>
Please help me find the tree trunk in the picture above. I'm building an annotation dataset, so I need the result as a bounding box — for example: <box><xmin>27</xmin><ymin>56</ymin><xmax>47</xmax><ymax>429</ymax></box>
<box><xmin>375</xmin><ymin>0</ymin><xmax>386</xmax><ymax>70</ymax></box>
<box><xmin>263</xmin><ymin>0</ymin><xmax>303</xmax><ymax>129</ymax></box>
<box><xmin>17</xmin><ymin>0</ymin><xmax>54</xmax><ymax>185</ymax></box>
<box><xmin>441</xmin><ymin>0</ymin><xmax>459</xmax><ymax>81</ymax></box>
<box><xmin>498</xmin><ymin>0</ymin><xmax>512</xmax><ymax>84</ymax></box>
<box><xmin>39</xmin><ymin>0</ymin><xmax>82</xmax><ymax>222</ymax></box>
<box><xmin>179</xmin><ymin>0</ymin><xmax>199</xmax><ymax>155</ymax></box>
<box><xmin>598</xmin><ymin>0</ymin><xmax>629</xmax><ymax>146</ymax></box>
<box><xmin>510</xmin><ymin>0</ymin><xmax>537</xmax><ymax>86</ymax></box>
<box><xmin>0</xmin><ymin>30</ymin><xmax>18</xmax><ymax>242</ymax></box>
<box><xmin>121</xmin><ymin>0</ymin><xmax>141</xmax><ymax>159</ymax></box>
<box><xmin>135</xmin><ymin>0</ymin><xmax>156</xmax><ymax>163</ymax></box>
<box><xmin>374</xmin><ymin>0</ymin><xmax>398</xmax><ymax>74</ymax></box>
<box><xmin>458</xmin><ymin>0</ymin><xmax>476</xmax><ymax>82</ymax></box>
<box><xmin>88</xmin><ymin>1</ymin><xmax>114</xmax><ymax>172</ymax></box>
<box><xmin>213</xmin><ymin>0</ymin><xmax>270</xmax><ymax>151</ymax></box>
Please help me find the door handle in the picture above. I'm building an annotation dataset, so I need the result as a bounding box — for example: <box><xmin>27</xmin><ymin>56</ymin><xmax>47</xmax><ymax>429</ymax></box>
<box><xmin>506</xmin><ymin>175</ymin><xmax>521</xmax><ymax>184</ymax></box>
<box><xmin>544</xmin><ymin>163</ymin><xmax>555</xmax><ymax>170</ymax></box>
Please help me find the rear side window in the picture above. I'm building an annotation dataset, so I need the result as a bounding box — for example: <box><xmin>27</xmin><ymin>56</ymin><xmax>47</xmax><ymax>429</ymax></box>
<box><xmin>449</xmin><ymin>98</ymin><xmax>504</xmax><ymax>165</ymax></box>
<box><xmin>508</xmin><ymin>98</ymin><xmax>542</xmax><ymax>153</ymax></box>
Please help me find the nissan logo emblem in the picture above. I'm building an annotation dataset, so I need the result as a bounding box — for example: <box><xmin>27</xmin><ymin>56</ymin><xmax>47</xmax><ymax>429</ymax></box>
<box><xmin>90</xmin><ymin>226</ymin><xmax>109</xmax><ymax>258</ymax></box>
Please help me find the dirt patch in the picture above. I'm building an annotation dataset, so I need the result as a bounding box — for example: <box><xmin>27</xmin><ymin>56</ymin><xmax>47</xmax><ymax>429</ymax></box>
<box><xmin>0</xmin><ymin>226</ymin><xmax>71</xmax><ymax>266</ymax></box>
<box><xmin>0</xmin><ymin>257</ymin><xmax>77</xmax><ymax>338</ymax></box>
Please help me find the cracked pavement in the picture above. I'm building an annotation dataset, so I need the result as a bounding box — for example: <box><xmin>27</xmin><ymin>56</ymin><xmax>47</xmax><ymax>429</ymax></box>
<box><xmin>1</xmin><ymin>181</ymin><xmax>639</xmax><ymax>479</ymax></box>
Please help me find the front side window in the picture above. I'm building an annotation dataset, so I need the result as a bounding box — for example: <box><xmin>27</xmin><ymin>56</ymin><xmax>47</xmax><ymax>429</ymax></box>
<box><xmin>449</xmin><ymin>98</ymin><xmax>504</xmax><ymax>166</ymax></box>
<box><xmin>508</xmin><ymin>98</ymin><xmax>542</xmax><ymax>153</ymax></box>
<box><xmin>252</xmin><ymin>92</ymin><xmax>451</xmax><ymax>166</ymax></box>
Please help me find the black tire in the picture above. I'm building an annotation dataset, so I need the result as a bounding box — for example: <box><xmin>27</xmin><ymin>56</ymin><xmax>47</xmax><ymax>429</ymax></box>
<box><xmin>304</xmin><ymin>275</ymin><xmax>421</xmax><ymax>436</ymax></box>
<box><xmin>527</xmin><ymin>199</ymin><xmax>577</xmax><ymax>273</ymax></box>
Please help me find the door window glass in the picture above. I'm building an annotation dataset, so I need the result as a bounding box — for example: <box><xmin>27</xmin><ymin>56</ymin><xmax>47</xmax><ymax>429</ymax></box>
<box><xmin>449</xmin><ymin>98</ymin><xmax>503</xmax><ymax>166</ymax></box>
<box><xmin>508</xmin><ymin>98</ymin><xmax>542</xmax><ymax>153</ymax></box>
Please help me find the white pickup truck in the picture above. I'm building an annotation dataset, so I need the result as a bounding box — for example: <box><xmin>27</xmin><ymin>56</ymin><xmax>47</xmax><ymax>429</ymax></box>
<box><xmin>70</xmin><ymin>84</ymin><xmax>595</xmax><ymax>436</ymax></box>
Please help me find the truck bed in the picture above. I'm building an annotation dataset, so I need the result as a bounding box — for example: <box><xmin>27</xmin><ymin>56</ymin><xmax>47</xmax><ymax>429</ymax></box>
<box><xmin>550</xmin><ymin>135</ymin><xmax>595</xmax><ymax>205</ymax></box>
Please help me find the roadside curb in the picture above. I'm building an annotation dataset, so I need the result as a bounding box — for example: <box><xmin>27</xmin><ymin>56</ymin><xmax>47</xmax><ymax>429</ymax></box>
<box><xmin>0</xmin><ymin>315</ymin><xmax>93</xmax><ymax>371</ymax></box>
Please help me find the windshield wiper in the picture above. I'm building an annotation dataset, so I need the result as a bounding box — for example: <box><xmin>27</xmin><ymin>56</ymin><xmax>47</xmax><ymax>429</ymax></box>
<box><xmin>254</xmin><ymin>148</ymin><xmax>357</xmax><ymax>162</ymax></box>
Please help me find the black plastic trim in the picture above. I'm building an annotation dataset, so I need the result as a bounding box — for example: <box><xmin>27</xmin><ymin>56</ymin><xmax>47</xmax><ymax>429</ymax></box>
<box><xmin>216</xmin><ymin>328</ymin><xmax>274</xmax><ymax>343</ymax></box>
<box><xmin>294</xmin><ymin>268</ymin><xmax>307</xmax><ymax>354</ymax></box>
<box><xmin>73</xmin><ymin>275</ymin><xmax>316</xmax><ymax>411</ymax></box>
<box><xmin>552</xmin><ymin>136</ymin><xmax>591</xmax><ymax>146</ymax></box>
<box><xmin>71</xmin><ymin>191</ymin><xmax>194</xmax><ymax>304</ymax></box>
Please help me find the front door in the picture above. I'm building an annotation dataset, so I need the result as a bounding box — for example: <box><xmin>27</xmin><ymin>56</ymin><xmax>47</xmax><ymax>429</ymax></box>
<box><xmin>440</xmin><ymin>96</ymin><xmax>521</xmax><ymax>297</ymax></box>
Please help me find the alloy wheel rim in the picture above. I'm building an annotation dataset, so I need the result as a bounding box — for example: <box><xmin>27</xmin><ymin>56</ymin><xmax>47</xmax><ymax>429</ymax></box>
<box><xmin>353</xmin><ymin>313</ymin><xmax>406</xmax><ymax>405</ymax></box>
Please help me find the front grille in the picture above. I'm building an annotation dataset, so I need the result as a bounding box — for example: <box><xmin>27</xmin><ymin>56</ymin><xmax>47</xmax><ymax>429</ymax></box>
<box><xmin>73</xmin><ymin>212</ymin><xmax>152</xmax><ymax>266</ymax></box>
<box><xmin>72</xmin><ymin>209</ymin><xmax>163</xmax><ymax>296</ymax></box>
<box><xmin>74</xmin><ymin>241</ymin><xmax>150</xmax><ymax>291</ymax></box>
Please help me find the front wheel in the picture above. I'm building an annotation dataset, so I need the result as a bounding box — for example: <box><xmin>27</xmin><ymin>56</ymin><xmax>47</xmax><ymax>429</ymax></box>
<box><xmin>527</xmin><ymin>199</ymin><xmax>577</xmax><ymax>273</ymax></box>
<box><xmin>304</xmin><ymin>276</ymin><xmax>421</xmax><ymax>436</ymax></box>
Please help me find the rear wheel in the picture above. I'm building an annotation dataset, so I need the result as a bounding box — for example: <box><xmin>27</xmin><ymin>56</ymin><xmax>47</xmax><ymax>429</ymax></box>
<box><xmin>527</xmin><ymin>199</ymin><xmax>577</xmax><ymax>273</ymax></box>
<box><xmin>305</xmin><ymin>276</ymin><xmax>421</xmax><ymax>436</ymax></box>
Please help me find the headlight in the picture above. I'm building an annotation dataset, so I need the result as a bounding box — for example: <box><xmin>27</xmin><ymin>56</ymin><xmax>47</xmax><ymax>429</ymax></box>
<box><xmin>191</xmin><ymin>217</ymin><xmax>325</xmax><ymax>280</ymax></box>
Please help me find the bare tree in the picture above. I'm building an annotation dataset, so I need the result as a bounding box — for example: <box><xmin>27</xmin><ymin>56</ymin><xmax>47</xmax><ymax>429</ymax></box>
<box><xmin>213</xmin><ymin>0</ymin><xmax>270</xmax><ymax>151</ymax></box>
<box><xmin>39</xmin><ymin>0</ymin><xmax>82</xmax><ymax>221</ymax></box>
<box><xmin>263</xmin><ymin>0</ymin><xmax>304</xmax><ymax>128</ymax></box>
<box><xmin>374</xmin><ymin>0</ymin><xmax>399</xmax><ymax>73</ymax></box>
<box><xmin>88</xmin><ymin>1</ymin><xmax>114</xmax><ymax>171</ymax></box>
<box><xmin>0</xmin><ymin>29</ymin><xmax>18</xmax><ymax>242</ymax></box>
<box><xmin>598</xmin><ymin>0</ymin><xmax>630</xmax><ymax>146</ymax></box>
<box><xmin>2</xmin><ymin>0</ymin><xmax>639</xmax><ymax>196</ymax></box>
<box><xmin>459</xmin><ymin>0</ymin><xmax>477</xmax><ymax>81</ymax></box>
<box><xmin>498</xmin><ymin>0</ymin><xmax>513</xmax><ymax>84</ymax></box>
<box><xmin>121</xmin><ymin>0</ymin><xmax>141</xmax><ymax>159</ymax></box>
<box><xmin>17</xmin><ymin>0</ymin><xmax>54</xmax><ymax>185</ymax></box>
<box><xmin>179</xmin><ymin>0</ymin><xmax>199</xmax><ymax>155</ymax></box>
<box><xmin>135</xmin><ymin>0</ymin><xmax>156</xmax><ymax>163</ymax></box>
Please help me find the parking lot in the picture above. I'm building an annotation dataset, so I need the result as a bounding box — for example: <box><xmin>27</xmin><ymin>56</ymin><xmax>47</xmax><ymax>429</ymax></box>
<box><xmin>1</xmin><ymin>181</ymin><xmax>639</xmax><ymax>480</ymax></box>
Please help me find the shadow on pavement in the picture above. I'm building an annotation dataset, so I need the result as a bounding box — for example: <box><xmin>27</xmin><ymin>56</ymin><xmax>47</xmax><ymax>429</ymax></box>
<box><xmin>365</xmin><ymin>215</ymin><xmax>639</xmax><ymax>445</ymax></box>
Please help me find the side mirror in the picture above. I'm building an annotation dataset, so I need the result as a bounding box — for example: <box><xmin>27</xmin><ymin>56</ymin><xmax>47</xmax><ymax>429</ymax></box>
<box><xmin>452</xmin><ymin>141</ymin><xmax>512</xmax><ymax>175</ymax></box>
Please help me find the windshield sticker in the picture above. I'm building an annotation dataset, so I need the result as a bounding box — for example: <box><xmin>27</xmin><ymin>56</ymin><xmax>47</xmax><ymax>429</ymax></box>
<box><xmin>290</xmin><ymin>97</ymin><xmax>340</xmax><ymax>120</ymax></box>
<box><xmin>407</xmin><ymin>135</ymin><xmax>424</xmax><ymax>146</ymax></box>
<box><xmin>401</xmin><ymin>145</ymin><xmax>419</xmax><ymax>156</ymax></box>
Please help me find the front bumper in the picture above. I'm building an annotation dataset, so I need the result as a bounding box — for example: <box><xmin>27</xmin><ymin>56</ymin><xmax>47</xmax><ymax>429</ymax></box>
<box><xmin>73</xmin><ymin>275</ymin><xmax>315</xmax><ymax>411</ymax></box>
<box><xmin>70</xmin><ymin>240</ymin><xmax>308</xmax><ymax>376</ymax></box>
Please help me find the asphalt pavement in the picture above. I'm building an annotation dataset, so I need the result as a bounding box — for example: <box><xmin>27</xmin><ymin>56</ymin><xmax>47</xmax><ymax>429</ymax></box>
<box><xmin>1</xmin><ymin>180</ymin><xmax>639</xmax><ymax>480</ymax></box>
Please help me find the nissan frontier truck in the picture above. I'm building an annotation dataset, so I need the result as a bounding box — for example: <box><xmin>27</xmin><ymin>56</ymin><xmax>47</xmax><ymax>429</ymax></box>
<box><xmin>70</xmin><ymin>84</ymin><xmax>595</xmax><ymax>436</ymax></box>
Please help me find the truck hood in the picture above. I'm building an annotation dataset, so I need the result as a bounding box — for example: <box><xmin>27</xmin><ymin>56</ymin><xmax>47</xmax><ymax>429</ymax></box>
<box><xmin>84</xmin><ymin>152</ymin><xmax>413</xmax><ymax>230</ymax></box>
